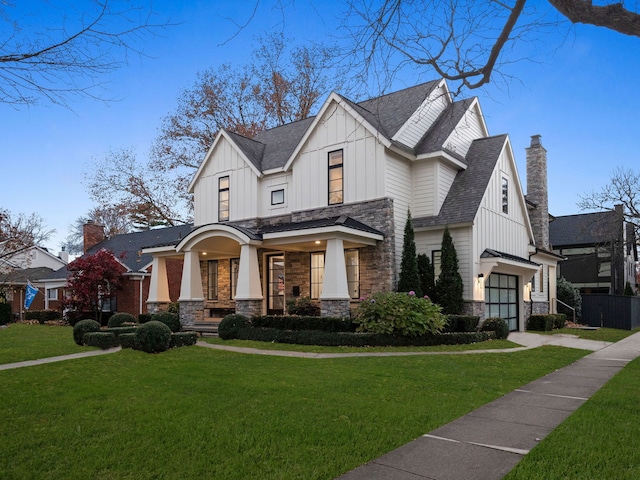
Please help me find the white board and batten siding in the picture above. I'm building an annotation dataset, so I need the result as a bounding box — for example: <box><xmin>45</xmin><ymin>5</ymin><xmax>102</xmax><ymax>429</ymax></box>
<box><xmin>473</xmin><ymin>144</ymin><xmax>532</xmax><ymax>263</ymax></box>
<box><xmin>392</xmin><ymin>82</ymin><xmax>450</xmax><ymax>148</ymax></box>
<box><xmin>291</xmin><ymin>102</ymin><xmax>386</xmax><ymax>212</ymax></box>
<box><xmin>192</xmin><ymin>136</ymin><xmax>259</xmax><ymax>226</ymax></box>
<box><xmin>258</xmin><ymin>172</ymin><xmax>293</xmax><ymax>218</ymax></box>
<box><xmin>385</xmin><ymin>151</ymin><xmax>412</xmax><ymax>270</ymax></box>
<box><xmin>442</xmin><ymin>101</ymin><xmax>488</xmax><ymax>158</ymax></box>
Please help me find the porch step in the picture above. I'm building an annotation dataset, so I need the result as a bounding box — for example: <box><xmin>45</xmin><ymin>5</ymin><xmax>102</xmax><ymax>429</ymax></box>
<box><xmin>184</xmin><ymin>321</ymin><xmax>220</xmax><ymax>337</ymax></box>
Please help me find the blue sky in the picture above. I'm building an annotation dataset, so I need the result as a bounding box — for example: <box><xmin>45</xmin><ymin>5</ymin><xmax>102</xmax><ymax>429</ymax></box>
<box><xmin>2</xmin><ymin>1</ymin><xmax>640</xmax><ymax>253</ymax></box>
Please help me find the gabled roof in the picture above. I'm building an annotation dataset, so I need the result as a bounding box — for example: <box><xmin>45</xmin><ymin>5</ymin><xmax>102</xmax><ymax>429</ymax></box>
<box><xmin>415</xmin><ymin>97</ymin><xmax>477</xmax><ymax>156</ymax></box>
<box><xmin>550</xmin><ymin>210</ymin><xmax>619</xmax><ymax>247</ymax></box>
<box><xmin>251</xmin><ymin>117</ymin><xmax>315</xmax><ymax>171</ymax></box>
<box><xmin>0</xmin><ymin>266</ymin><xmax>56</xmax><ymax>284</ymax></box>
<box><xmin>413</xmin><ymin>134</ymin><xmax>508</xmax><ymax>228</ymax></box>
<box><xmin>260</xmin><ymin>215</ymin><xmax>383</xmax><ymax>237</ymax></box>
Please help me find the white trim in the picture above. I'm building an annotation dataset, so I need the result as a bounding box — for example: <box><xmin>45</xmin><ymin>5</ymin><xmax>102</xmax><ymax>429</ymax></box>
<box><xmin>177</xmin><ymin>224</ymin><xmax>258</xmax><ymax>252</ymax></box>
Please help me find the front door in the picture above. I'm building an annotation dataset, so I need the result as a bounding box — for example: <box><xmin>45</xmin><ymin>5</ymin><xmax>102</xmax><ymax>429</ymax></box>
<box><xmin>267</xmin><ymin>254</ymin><xmax>285</xmax><ymax>315</ymax></box>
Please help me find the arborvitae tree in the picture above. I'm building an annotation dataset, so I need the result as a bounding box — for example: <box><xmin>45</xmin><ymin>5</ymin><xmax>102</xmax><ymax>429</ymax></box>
<box><xmin>557</xmin><ymin>277</ymin><xmax>582</xmax><ymax>319</ymax></box>
<box><xmin>397</xmin><ymin>210</ymin><xmax>422</xmax><ymax>296</ymax></box>
<box><xmin>417</xmin><ymin>253</ymin><xmax>436</xmax><ymax>301</ymax></box>
<box><xmin>624</xmin><ymin>281</ymin><xmax>635</xmax><ymax>296</ymax></box>
<box><xmin>435</xmin><ymin>227</ymin><xmax>464</xmax><ymax>314</ymax></box>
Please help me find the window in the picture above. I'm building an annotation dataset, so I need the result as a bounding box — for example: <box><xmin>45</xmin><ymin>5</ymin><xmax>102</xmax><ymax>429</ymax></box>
<box><xmin>47</xmin><ymin>288</ymin><xmax>58</xmax><ymax>300</ymax></box>
<box><xmin>310</xmin><ymin>249</ymin><xmax>360</xmax><ymax>299</ymax></box>
<box><xmin>328</xmin><ymin>150</ymin><xmax>343</xmax><ymax>205</ymax></box>
<box><xmin>218</xmin><ymin>176</ymin><xmax>229</xmax><ymax>221</ymax></box>
<box><xmin>345</xmin><ymin>250</ymin><xmax>359</xmax><ymax>299</ymax></box>
<box><xmin>311</xmin><ymin>252</ymin><xmax>325</xmax><ymax>299</ymax></box>
<box><xmin>501</xmin><ymin>177</ymin><xmax>509</xmax><ymax>214</ymax></box>
<box><xmin>432</xmin><ymin>250</ymin><xmax>442</xmax><ymax>279</ymax></box>
<box><xmin>207</xmin><ymin>260</ymin><xmax>218</xmax><ymax>300</ymax></box>
<box><xmin>485</xmin><ymin>273</ymin><xmax>518</xmax><ymax>331</ymax></box>
<box><xmin>271</xmin><ymin>189</ymin><xmax>284</xmax><ymax>205</ymax></box>
<box><xmin>230</xmin><ymin>258</ymin><xmax>239</xmax><ymax>299</ymax></box>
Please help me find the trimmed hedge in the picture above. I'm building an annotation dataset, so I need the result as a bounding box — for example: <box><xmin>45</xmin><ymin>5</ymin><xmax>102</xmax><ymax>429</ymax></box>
<box><xmin>0</xmin><ymin>303</ymin><xmax>12</xmax><ymax>325</ymax></box>
<box><xmin>221</xmin><ymin>323</ymin><xmax>495</xmax><ymax>347</ymax></box>
<box><xmin>106</xmin><ymin>326</ymin><xmax>138</xmax><ymax>336</ymax></box>
<box><xmin>134</xmin><ymin>321</ymin><xmax>172</xmax><ymax>353</ymax></box>
<box><xmin>73</xmin><ymin>319</ymin><xmax>101</xmax><ymax>345</ymax></box>
<box><xmin>170</xmin><ymin>332</ymin><xmax>198</xmax><ymax>348</ymax></box>
<box><xmin>480</xmin><ymin>317</ymin><xmax>510</xmax><ymax>340</ymax></box>
<box><xmin>107</xmin><ymin>312</ymin><xmax>137</xmax><ymax>328</ymax></box>
<box><xmin>84</xmin><ymin>332</ymin><xmax>120</xmax><ymax>349</ymax></box>
<box><xmin>119</xmin><ymin>333</ymin><xmax>137</xmax><ymax>349</ymax></box>
<box><xmin>527</xmin><ymin>314</ymin><xmax>567</xmax><ymax>332</ymax></box>
<box><xmin>251</xmin><ymin>315</ymin><xmax>357</xmax><ymax>332</ymax></box>
<box><xmin>219</xmin><ymin>314</ymin><xmax>251</xmax><ymax>340</ymax></box>
<box><xmin>443</xmin><ymin>315</ymin><xmax>480</xmax><ymax>333</ymax></box>
<box><xmin>138</xmin><ymin>313</ymin><xmax>152</xmax><ymax>324</ymax></box>
<box><xmin>25</xmin><ymin>310</ymin><xmax>60</xmax><ymax>324</ymax></box>
<box><xmin>152</xmin><ymin>312</ymin><xmax>181</xmax><ymax>333</ymax></box>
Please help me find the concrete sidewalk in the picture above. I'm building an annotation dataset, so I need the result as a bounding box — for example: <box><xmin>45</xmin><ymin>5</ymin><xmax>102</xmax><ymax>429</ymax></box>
<box><xmin>0</xmin><ymin>347</ymin><xmax>121</xmax><ymax>371</ymax></box>
<box><xmin>336</xmin><ymin>331</ymin><xmax>640</xmax><ymax>480</ymax></box>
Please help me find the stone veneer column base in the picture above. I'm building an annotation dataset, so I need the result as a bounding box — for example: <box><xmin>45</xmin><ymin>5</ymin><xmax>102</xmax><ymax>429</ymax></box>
<box><xmin>321</xmin><ymin>299</ymin><xmax>351</xmax><ymax>318</ymax></box>
<box><xmin>179</xmin><ymin>300</ymin><xmax>204</xmax><ymax>327</ymax></box>
<box><xmin>146</xmin><ymin>302</ymin><xmax>171</xmax><ymax>314</ymax></box>
<box><xmin>236</xmin><ymin>299</ymin><xmax>263</xmax><ymax>317</ymax></box>
<box><xmin>463</xmin><ymin>301</ymin><xmax>485</xmax><ymax>318</ymax></box>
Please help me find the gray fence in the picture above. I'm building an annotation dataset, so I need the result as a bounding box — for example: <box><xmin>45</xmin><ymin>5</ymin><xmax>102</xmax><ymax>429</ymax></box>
<box><xmin>581</xmin><ymin>294</ymin><xmax>640</xmax><ymax>330</ymax></box>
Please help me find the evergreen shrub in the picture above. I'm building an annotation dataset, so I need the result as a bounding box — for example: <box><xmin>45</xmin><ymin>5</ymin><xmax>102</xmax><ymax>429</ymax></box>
<box><xmin>106</xmin><ymin>326</ymin><xmax>138</xmax><ymax>336</ymax></box>
<box><xmin>119</xmin><ymin>333</ymin><xmax>136</xmax><ymax>349</ymax></box>
<box><xmin>152</xmin><ymin>312</ymin><xmax>181</xmax><ymax>332</ymax></box>
<box><xmin>251</xmin><ymin>315</ymin><xmax>356</xmax><ymax>332</ymax></box>
<box><xmin>138</xmin><ymin>313</ymin><xmax>152</xmax><ymax>324</ymax></box>
<box><xmin>84</xmin><ymin>332</ymin><xmax>120</xmax><ymax>349</ymax></box>
<box><xmin>134</xmin><ymin>321</ymin><xmax>172</xmax><ymax>353</ymax></box>
<box><xmin>170</xmin><ymin>332</ymin><xmax>198</xmax><ymax>348</ymax></box>
<box><xmin>107</xmin><ymin>312</ymin><xmax>137</xmax><ymax>328</ymax></box>
<box><xmin>218</xmin><ymin>314</ymin><xmax>251</xmax><ymax>340</ymax></box>
<box><xmin>354</xmin><ymin>291</ymin><xmax>446</xmax><ymax>337</ymax></box>
<box><xmin>480</xmin><ymin>317</ymin><xmax>509</xmax><ymax>340</ymax></box>
<box><xmin>0</xmin><ymin>303</ymin><xmax>12</xmax><ymax>325</ymax></box>
<box><xmin>285</xmin><ymin>296</ymin><xmax>321</xmax><ymax>316</ymax></box>
<box><xmin>443</xmin><ymin>315</ymin><xmax>480</xmax><ymax>333</ymax></box>
<box><xmin>73</xmin><ymin>319</ymin><xmax>101</xmax><ymax>346</ymax></box>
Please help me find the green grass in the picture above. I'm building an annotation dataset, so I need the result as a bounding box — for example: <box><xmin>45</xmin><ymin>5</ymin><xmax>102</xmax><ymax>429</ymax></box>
<box><xmin>0</xmin><ymin>323</ymin><xmax>96</xmax><ymax>364</ymax></box>
<box><xmin>506</xmin><ymin>355</ymin><xmax>640</xmax><ymax>480</ymax></box>
<box><xmin>0</xmin><ymin>334</ymin><xmax>586</xmax><ymax>479</ymax></box>
<box><xmin>202</xmin><ymin>336</ymin><xmax>520</xmax><ymax>353</ymax></box>
<box><xmin>544</xmin><ymin>326</ymin><xmax>640</xmax><ymax>343</ymax></box>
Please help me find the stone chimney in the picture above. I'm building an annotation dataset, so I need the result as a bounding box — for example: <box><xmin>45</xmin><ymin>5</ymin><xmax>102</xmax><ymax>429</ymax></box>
<box><xmin>83</xmin><ymin>220</ymin><xmax>105</xmax><ymax>253</ymax></box>
<box><xmin>526</xmin><ymin>134</ymin><xmax>550</xmax><ymax>250</ymax></box>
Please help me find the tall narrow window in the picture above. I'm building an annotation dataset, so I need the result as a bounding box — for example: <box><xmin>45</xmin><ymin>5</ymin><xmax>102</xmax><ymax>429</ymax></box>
<box><xmin>345</xmin><ymin>249</ymin><xmax>359</xmax><ymax>299</ymax></box>
<box><xmin>432</xmin><ymin>250</ymin><xmax>442</xmax><ymax>280</ymax></box>
<box><xmin>311</xmin><ymin>252</ymin><xmax>325</xmax><ymax>299</ymax></box>
<box><xmin>501</xmin><ymin>177</ymin><xmax>509</xmax><ymax>214</ymax></box>
<box><xmin>207</xmin><ymin>260</ymin><xmax>218</xmax><ymax>300</ymax></box>
<box><xmin>219</xmin><ymin>176</ymin><xmax>230</xmax><ymax>221</ymax></box>
<box><xmin>230</xmin><ymin>258</ymin><xmax>239</xmax><ymax>300</ymax></box>
<box><xmin>328</xmin><ymin>150</ymin><xmax>343</xmax><ymax>205</ymax></box>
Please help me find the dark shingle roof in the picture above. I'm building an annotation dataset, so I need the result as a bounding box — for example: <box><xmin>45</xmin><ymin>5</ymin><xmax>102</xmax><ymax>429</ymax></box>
<box><xmin>260</xmin><ymin>216</ymin><xmax>383</xmax><ymax>237</ymax></box>
<box><xmin>413</xmin><ymin>134</ymin><xmax>507</xmax><ymax>228</ymax></box>
<box><xmin>415</xmin><ymin>97</ymin><xmax>476</xmax><ymax>156</ymax></box>
<box><xmin>224</xmin><ymin>81</ymin><xmax>443</xmax><ymax>172</ymax></box>
<box><xmin>549</xmin><ymin>210</ymin><xmax>619</xmax><ymax>247</ymax></box>
<box><xmin>481</xmin><ymin>249</ymin><xmax>539</xmax><ymax>266</ymax></box>
<box><xmin>0</xmin><ymin>267</ymin><xmax>56</xmax><ymax>284</ymax></box>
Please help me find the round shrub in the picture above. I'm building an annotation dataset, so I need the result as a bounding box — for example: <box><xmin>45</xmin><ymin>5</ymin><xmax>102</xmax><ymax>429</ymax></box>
<box><xmin>480</xmin><ymin>317</ymin><xmax>510</xmax><ymax>340</ymax></box>
<box><xmin>152</xmin><ymin>312</ymin><xmax>181</xmax><ymax>333</ymax></box>
<box><xmin>107</xmin><ymin>312</ymin><xmax>137</xmax><ymax>328</ymax></box>
<box><xmin>354</xmin><ymin>291</ymin><xmax>446</xmax><ymax>337</ymax></box>
<box><xmin>218</xmin><ymin>314</ymin><xmax>251</xmax><ymax>340</ymax></box>
<box><xmin>134</xmin><ymin>321</ymin><xmax>172</xmax><ymax>353</ymax></box>
<box><xmin>73</xmin><ymin>319</ymin><xmax>101</xmax><ymax>346</ymax></box>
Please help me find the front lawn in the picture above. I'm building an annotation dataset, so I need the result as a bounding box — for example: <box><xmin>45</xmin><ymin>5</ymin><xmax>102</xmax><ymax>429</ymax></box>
<box><xmin>506</xmin><ymin>355</ymin><xmax>640</xmax><ymax>480</ymax></box>
<box><xmin>1</xmin><ymin>341</ymin><xmax>585</xmax><ymax>479</ymax></box>
<box><xmin>0</xmin><ymin>323</ymin><xmax>96</xmax><ymax>364</ymax></box>
<box><xmin>545</xmin><ymin>326</ymin><xmax>640</xmax><ymax>343</ymax></box>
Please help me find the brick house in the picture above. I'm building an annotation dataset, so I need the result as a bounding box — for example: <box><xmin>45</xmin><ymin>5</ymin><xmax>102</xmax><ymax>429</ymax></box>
<box><xmin>143</xmin><ymin>79</ymin><xmax>561</xmax><ymax>331</ymax></box>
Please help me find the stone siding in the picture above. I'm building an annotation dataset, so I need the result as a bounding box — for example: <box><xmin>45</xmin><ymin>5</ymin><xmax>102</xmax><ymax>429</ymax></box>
<box><xmin>179</xmin><ymin>300</ymin><xmax>204</xmax><ymax>326</ymax></box>
<box><xmin>321</xmin><ymin>299</ymin><xmax>351</xmax><ymax>318</ymax></box>
<box><xmin>236</xmin><ymin>299</ymin><xmax>263</xmax><ymax>317</ymax></box>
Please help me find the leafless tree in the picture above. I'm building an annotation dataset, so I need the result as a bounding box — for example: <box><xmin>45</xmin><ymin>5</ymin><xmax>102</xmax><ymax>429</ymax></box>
<box><xmin>578</xmin><ymin>167</ymin><xmax>640</xmax><ymax>238</ymax></box>
<box><xmin>346</xmin><ymin>0</ymin><xmax>640</xmax><ymax>91</ymax></box>
<box><xmin>61</xmin><ymin>205</ymin><xmax>134</xmax><ymax>255</ymax></box>
<box><xmin>0</xmin><ymin>0</ymin><xmax>167</xmax><ymax>107</ymax></box>
<box><xmin>0</xmin><ymin>209</ymin><xmax>54</xmax><ymax>261</ymax></box>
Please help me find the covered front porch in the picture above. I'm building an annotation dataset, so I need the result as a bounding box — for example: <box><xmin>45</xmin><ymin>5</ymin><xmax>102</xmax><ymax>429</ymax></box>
<box><xmin>143</xmin><ymin>217</ymin><xmax>384</xmax><ymax>326</ymax></box>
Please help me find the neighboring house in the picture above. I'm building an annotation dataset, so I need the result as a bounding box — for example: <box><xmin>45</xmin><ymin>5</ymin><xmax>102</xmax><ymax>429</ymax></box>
<box><xmin>43</xmin><ymin>222</ymin><xmax>192</xmax><ymax>317</ymax></box>
<box><xmin>0</xmin><ymin>244</ymin><xmax>69</xmax><ymax>318</ymax></box>
<box><xmin>143</xmin><ymin>79</ymin><xmax>560</xmax><ymax>332</ymax></box>
<box><xmin>549</xmin><ymin>205</ymin><xmax>638</xmax><ymax>295</ymax></box>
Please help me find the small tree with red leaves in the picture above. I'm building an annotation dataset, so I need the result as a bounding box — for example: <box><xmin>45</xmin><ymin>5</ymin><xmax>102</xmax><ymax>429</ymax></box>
<box><xmin>62</xmin><ymin>249</ymin><xmax>124</xmax><ymax>324</ymax></box>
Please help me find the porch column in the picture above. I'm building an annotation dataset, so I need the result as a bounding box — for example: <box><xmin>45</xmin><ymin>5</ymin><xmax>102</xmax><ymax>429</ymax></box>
<box><xmin>320</xmin><ymin>238</ymin><xmax>351</xmax><ymax>317</ymax></box>
<box><xmin>147</xmin><ymin>256</ymin><xmax>170</xmax><ymax>313</ymax></box>
<box><xmin>235</xmin><ymin>243</ymin><xmax>263</xmax><ymax>317</ymax></box>
<box><xmin>178</xmin><ymin>250</ymin><xmax>204</xmax><ymax>326</ymax></box>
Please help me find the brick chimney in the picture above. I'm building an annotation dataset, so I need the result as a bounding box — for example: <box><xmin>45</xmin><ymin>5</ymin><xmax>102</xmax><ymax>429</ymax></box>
<box><xmin>83</xmin><ymin>220</ymin><xmax>105</xmax><ymax>253</ymax></box>
<box><xmin>526</xmin><ymin>134</ymin><xmax>550</xmax><ymax>250</ymax></box>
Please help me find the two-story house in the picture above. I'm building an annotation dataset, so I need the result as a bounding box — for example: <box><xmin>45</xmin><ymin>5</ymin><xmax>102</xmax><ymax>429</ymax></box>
<box><xmin>142</xmin><ymin>79</ymin><xmax>558</xmax><ymax>332</ymax></box>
